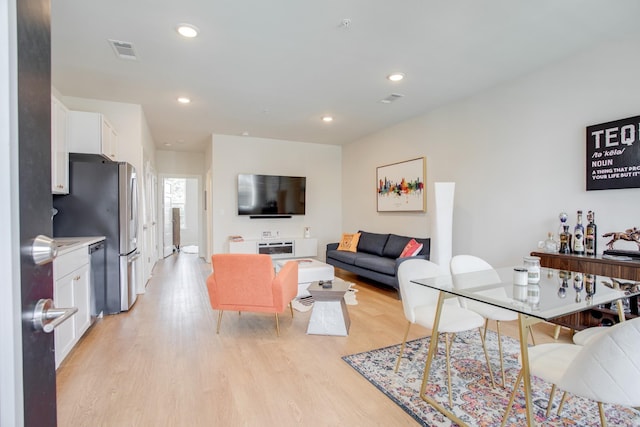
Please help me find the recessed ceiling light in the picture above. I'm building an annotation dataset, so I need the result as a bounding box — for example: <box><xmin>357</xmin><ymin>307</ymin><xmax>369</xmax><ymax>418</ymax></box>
<box><xmin>164</xmin><ymin>142</ymin><xmax>172</xmax><ymax>146</ymax></box>
<box><xmin>387</xmin><ymin>73</ymin><xmax>404</xmax><ymax>82</ymax></box>
<box><xmin>176</xmin><ymin>24</ymin><xmax>199</xmax><ymax>38</ymax></box>
<box><xmin>321</xmin><ymin>115</ymin><xmax>333</xmax><ymax>123</ymax></box>
<box><xmin>177</xmin><ymin>97</ymin><xmax>191</xmax><ymax>104</ymax></box>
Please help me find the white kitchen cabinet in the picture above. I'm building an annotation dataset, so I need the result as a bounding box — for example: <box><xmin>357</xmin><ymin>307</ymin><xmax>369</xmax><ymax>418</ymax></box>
<box><xmin>51</xmin><ymin>95</ymin><xmax>69</xmax><ymax>194</ymax></box>
<box><xmin>68</xmin><ymin>110</ymin><xmax>118</xmax><ymax>161</ymax></box>
<box><xmin>53</xmin><ymin>246</ymin><xmax>91</xmax><ymax>369</ymax></box>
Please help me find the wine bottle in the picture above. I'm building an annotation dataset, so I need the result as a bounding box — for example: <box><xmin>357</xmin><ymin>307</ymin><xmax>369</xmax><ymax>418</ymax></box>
<box><xmin>572</xmin><ymin>210</ymin><xmax>585</xmax><ymax>255</ymax></box>
<box><xmin>585</xmin><ymin>210</ymin><xmax>597</xmax><ymax>256</ymax></box>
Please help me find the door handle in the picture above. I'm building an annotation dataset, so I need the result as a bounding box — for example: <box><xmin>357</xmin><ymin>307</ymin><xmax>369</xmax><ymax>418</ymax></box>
<box><xmin>32</xmin><ymin>299</ymin><xmax>78</xmax><ymax>333</ymax></box>
<box><xmin>32</xmin><ymin>235</ymin><xmax>58</xmax><ymax>265</ymax></box>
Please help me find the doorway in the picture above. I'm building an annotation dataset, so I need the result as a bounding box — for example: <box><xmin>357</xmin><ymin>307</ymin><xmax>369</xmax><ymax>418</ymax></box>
<box><xmin>160</xmin><ymin>176</ymin><xmax>201</xmax><ymax>258</ymax></box>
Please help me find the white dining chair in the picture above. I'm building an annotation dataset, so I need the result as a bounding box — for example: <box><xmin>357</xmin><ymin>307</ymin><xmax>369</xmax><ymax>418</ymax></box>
<box><xmin>502</xmin><ymin>316</ymin><xmax>640</xmax><ymax>427</ymax></box>
<box><xmin>450</xmin><ymin>255</ymin><xmax>536</xmax><ymax>387</ymax></box>
<box><xmin>395</xmin><ymin>259</ymin><xmax>496</xmax><ymax>405</ymax></box>
<box><xmin>572</xmin><ymin>326</ymin><xmax>608</xmax><ymax>345</ymax></box>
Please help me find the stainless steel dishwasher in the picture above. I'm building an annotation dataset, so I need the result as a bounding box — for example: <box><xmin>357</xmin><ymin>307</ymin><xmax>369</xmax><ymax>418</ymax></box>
<box><xmin>89</xmin><ymin>240</ymin><xmax>106</xmax><ymax>320</ymax></box>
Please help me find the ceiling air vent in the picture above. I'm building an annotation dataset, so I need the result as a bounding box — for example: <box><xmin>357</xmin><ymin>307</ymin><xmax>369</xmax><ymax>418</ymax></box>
<box><xmin>108</xmin><ymin>39</ymin><xmax>137</xmax><ymax>60</ymax></box>
<box><xmin>380</xmin><ymin>93</ymin><xmax>404</xmax><ymax>104</ymax></box>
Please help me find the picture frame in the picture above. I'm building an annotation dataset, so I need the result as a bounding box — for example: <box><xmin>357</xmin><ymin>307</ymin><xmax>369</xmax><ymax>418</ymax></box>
<box><xmin>376</xmin><ymin>157</ymin><xmax>426</xmax><ymax>212</ymax></box>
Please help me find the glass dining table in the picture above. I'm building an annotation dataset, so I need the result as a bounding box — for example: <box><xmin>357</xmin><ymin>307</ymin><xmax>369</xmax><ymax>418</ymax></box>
<box><xmin>411</xmin><ymin>266</ymin><xmax>640</xmax><ymax>427</ymax></box>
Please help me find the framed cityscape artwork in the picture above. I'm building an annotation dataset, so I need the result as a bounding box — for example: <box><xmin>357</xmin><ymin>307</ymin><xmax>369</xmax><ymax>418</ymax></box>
<box><xmin>376</xmin><ymin>157</ymin><xmax>426</xmax><ymax>212</ymax></box>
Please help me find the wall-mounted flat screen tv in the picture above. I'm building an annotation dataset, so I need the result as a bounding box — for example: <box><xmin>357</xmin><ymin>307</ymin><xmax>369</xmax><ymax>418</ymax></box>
<box><xmin>237</xmin><ymin>174</ymin><xmax>306</xmax><ymax>216</ymax></box>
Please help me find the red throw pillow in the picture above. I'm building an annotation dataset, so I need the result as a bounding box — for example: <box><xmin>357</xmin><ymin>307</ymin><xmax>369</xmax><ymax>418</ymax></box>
<box><xmin>400</xmin><ymin>239</ymin><xmax>423</xmax><ymax>257</ymax></box>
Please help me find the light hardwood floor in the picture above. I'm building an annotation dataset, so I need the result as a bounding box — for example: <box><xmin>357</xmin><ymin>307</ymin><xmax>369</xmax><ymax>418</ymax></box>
<box><xmin>56</xmin><ymin>253</ymin><xmax>571</xmax><ymax>426</ymax></box>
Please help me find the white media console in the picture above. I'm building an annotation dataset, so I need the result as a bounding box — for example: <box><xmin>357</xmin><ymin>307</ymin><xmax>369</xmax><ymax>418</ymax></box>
<box><xmin>229</xmin><ymin>238</ymin><xmax>318</xmax><ymax>259</ymax></box>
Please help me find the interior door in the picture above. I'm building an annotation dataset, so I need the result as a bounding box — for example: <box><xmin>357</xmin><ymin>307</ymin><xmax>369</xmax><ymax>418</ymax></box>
<box><xmin>143</xmin><ymin>161</ymin><xmax>157</xmax><ymax>284</ymax></box>
<box><xmin>205</xmin><ymin>169</ymin><xmax>213</xmax><ymax>260</ymax></box>
<box><xmin>163</xmin><ymin>179</ymin><xmax>174</xmax><ymax>257</ymax></box>
<box><xmin>2</xmin><ymin>0</ymin><xmax>59</xmax><ymax>425</ymax></box>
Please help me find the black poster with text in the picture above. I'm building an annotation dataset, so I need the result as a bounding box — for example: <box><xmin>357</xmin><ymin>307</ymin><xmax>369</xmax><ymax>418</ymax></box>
<box><xmin>586</xmin><ymin>115</ymin><xmax>640</xmax><ymax>191</ymax></box>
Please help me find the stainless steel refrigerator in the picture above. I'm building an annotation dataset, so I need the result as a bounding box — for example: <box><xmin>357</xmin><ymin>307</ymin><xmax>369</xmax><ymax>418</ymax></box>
<box><xmin>53</xmin><ymin>154</ymin><xmax>140</xmax><ymax>314</ymax></box>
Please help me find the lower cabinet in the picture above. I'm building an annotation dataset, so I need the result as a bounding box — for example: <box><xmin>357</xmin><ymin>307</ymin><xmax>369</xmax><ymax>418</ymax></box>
<box><xmin>54</xmin><ymin>248</ymin><xmax>91</xmax><ymax>369</ymax></box>
<box><xmin>229</xmin><ymin>238</ymin><xmax>318</xmax><ymax>258</ymax></box>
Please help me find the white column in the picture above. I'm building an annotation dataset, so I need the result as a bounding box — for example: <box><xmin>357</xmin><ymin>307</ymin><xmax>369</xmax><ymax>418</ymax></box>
<box><xmin>431</xmin><ymin>182</ymin><xmax>455</xmax><ymax>268</ymax></box>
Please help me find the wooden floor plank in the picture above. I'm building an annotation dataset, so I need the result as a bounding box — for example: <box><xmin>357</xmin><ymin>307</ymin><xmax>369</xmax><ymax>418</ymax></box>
<box><xmin>56</xmin><ymin>254</ymin><xmax>569</xmax><ymax>426</ymax></box>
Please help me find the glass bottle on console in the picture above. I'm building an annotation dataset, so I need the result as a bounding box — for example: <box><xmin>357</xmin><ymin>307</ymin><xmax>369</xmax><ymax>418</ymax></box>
<box><xmin>572</xmin><ymin>210</ymin><xmax>585</xmax><ymax>255</ymax></box>
<box><xmin>585</xmin><ymin>211</ymin><xmax>597</xmax><ymax>256</ymax></box>
<box><xmin>559</xmin><ymin>225</ymin><xmax>571</xmax><ymax>254</ymax></box>
<box><xmin>557</xmin><ymin>212</ymin><xmax>568</xmax><ymax>246</ymax></box>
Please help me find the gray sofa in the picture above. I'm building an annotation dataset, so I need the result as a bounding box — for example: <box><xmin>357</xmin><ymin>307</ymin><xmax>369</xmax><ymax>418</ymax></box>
<box><xmin>326</xmin><ymin>231</ymin><xmax>431</xmax><ymax>291</ymax></box>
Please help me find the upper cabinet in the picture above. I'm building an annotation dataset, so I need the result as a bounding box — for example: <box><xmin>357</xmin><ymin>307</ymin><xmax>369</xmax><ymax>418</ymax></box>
<box><xmin>51</xmin><ymin>95</ymin><xmax>70</xmax><ymax>194</ymax></box>
<box><xmin>68</xmin><ymin>111</ymin><xmax>118</xmax><ymax>161</ymax></box>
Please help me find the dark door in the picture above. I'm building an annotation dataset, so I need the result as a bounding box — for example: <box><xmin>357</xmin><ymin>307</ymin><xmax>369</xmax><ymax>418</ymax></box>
<box><xmin>16</xmin><ymin>0</ymin><xmax>57</xmax><ymax>425</ymax></box>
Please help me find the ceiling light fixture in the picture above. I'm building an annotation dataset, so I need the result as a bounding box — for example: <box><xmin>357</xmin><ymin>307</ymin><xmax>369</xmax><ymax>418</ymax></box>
<box><xmin>177</xmin><ymin>97</ymin><xmax>191</xmax><ymax>104</ymax></box>
<box><xmin>321</xmin><ymin>115</ymin><xmax>333</xmax><ymax>123</ymax></box>
<box><xmin>387</xmin><ymin>73</ymin><xmax>404</xmax><ymax>82</ymax></box>
<box><xmin>176</xmin><ymin>24</ymin><xmax>199</xmax><ymax>38</ymax></box>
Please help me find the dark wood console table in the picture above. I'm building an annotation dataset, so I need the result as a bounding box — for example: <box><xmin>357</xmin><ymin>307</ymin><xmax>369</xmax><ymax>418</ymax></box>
<box><xmin>530</xmin><ymin>251</ymin><xmax>640</xmax><ymax>333</ymax></box>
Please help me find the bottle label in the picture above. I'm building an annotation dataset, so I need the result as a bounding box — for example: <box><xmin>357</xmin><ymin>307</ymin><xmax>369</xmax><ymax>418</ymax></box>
<box><xmin>573</xmin><ymin>229</ymin><xmax>584</xmax><ymax>253</ymax></box>
<box><xmin>585</xmin><ymin>236</ymin><xmax>595</xmax><ymax>254</ymax></box>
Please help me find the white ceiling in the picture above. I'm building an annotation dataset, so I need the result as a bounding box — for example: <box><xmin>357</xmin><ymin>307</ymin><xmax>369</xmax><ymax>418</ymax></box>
<box><xmin>51</xmin><ymin>0</ymin><xmax>640</xmax><ymax>152</ymax></box>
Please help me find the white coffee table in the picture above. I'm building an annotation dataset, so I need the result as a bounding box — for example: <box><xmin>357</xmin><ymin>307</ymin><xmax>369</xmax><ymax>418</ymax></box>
<box><xmin>274</xmin><ymin>258</ymin><xmax>335</xmax><ymax>298</ymax></box>
<box><xmin>306</xmin><ymin>278</ymin><xmax>351</xmax><ymax>336</ymax></box>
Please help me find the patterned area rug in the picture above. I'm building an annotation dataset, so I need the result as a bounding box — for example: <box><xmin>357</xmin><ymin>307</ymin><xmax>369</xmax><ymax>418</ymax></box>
<box><xmin>343</xmin><ymin>330</ymin><xmax>640</xmax><ymax>426</ymax></box>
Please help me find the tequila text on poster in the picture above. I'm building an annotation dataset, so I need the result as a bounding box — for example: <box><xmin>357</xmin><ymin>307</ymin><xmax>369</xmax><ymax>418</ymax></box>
<box><xmin>586</xmin><ymin>115</ymin><xmax>640</xmax><ymax>191</ymax></box>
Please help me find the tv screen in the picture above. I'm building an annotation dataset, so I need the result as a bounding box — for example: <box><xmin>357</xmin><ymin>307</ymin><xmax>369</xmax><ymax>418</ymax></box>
<box><xmin>237</xmin><ymin>174</ymin><xmax>306</xmax><ymax>216</ymax></box>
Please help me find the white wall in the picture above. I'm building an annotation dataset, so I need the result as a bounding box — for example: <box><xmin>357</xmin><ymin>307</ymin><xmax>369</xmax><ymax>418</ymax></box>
<box><xmin>156</xmin><ymin>150</ymin><xmax>204</xmax><ymax>175</ymax></box>
<box><xmin>1</xmin><ymin>1</ymin><xmax>24</xmax><ymax>423</ymax></box>
<box><xmin>210</xmin><ymin>134</ymin><xmax>342</xmax><ymax>260</ymax></box>
<box><xmin>343</xmin><ymin>34</ymin><xmax>640</xmax><ymax>267</ymax></box>
<box><xmin>181</xmin><ymin>178</ymin><xmax>199</xmax><ymax>246</ymax></box>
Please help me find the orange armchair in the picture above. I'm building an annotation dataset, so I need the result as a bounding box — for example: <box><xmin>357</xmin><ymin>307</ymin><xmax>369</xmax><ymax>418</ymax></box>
<box><xmin>206</xmin><ymin>254</ymin><xmax>298</xmax><ymax>336</ymax></box>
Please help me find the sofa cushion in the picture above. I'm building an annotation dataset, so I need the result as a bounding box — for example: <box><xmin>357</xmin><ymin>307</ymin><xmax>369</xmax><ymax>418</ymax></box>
<box><xmin>337</xmin><ymin>232</ymin><xmax>361</xmax><ymax>252</ymax></box>
<box><xmin>354</xmin><ymin>253</ymin><xmax>396</xmax><ymax>276</ymax></box>
<box><xmin>383</xmin><ymin>234</ymin><xmax>430</xmax><ymax>258</ymax></box>
<box><xmin>357</xmin><ymin>231</ymin><xmax>389</xmax><ymax>256</ymax></box>
<box><xmin>326</xmin><ymin>249</ymin><xmax>358</xmax><ymax>265</ymax></box>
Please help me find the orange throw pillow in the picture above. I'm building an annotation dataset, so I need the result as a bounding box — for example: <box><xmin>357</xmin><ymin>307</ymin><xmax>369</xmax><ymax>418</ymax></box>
<box><xmin>337</xmin><ymin>232</ymin><xmax>361</xmax><ymax>252</ymax></box>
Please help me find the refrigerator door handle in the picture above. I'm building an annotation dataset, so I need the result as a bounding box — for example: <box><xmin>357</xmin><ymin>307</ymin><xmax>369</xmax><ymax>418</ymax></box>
<box><xmin>130</xmin><ymin>171</ymin><xmax>139</xmax><ymax>246</ymax></box>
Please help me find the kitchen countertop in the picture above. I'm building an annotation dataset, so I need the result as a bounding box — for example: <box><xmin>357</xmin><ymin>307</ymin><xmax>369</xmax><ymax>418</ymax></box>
<box><xmin>55</xmin><ymin>236</ymin><xmax>105</xmax><ymax>256</ymax></box>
